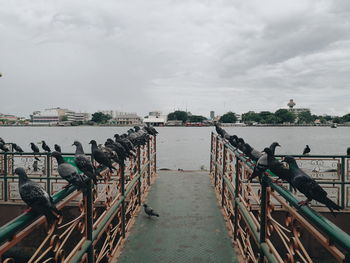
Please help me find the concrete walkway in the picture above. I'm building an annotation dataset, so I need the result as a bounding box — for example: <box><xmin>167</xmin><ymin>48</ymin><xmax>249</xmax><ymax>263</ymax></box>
<box><xmin>118</xmin><ymin>170</ymin><xmax>238</xmax><ymax>263</ymax></box>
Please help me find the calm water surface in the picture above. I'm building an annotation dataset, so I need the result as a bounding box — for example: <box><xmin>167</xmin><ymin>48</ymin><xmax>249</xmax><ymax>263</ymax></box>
<box><xmin>0</xmin><ymin>126</ymin><xmax>349</xmax><ymax>170</ymax></box>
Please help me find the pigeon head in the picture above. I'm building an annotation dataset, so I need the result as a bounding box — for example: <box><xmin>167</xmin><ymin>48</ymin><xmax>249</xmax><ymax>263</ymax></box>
<box><xmin>114</xmin><ymin>134</ymin><xmax>120</xmax><ymax>139</ymax></box>
<box><xmin>282</xmin><ymin>156</ymin><xmax>297</xmax><ymax>165</ymax></box>
<box><xmin>271</xmin><ymin>142</ymin><xmax>281</xmax><ymax>147</ymax></box>
<box><xmin>72</xmin><ymin>141</ymin><xmax>81</xmax><ymax>146</ymax></box>
<box><xmin>30</xmin><ymin>142</ymin><xmax>35</xmax><ymax>146</ymax></box>
<box><xmin>51</xmin><ymin>151</ymin><xmax>62</xmax><ymax>158</ymax></box>
<box><xmin>143</xmin><ymin>204</ymin><xmax>148</xmax><ymax>207</ymax></box>
<box><xmin>106</xmin><ymin>138</ymin><xmax>114</xmax><ymax>143</ymax></box>
<box><xmin>134</xmin><ymin>126</ymin><xmax>140</xmax><ymax>131</ymax></box>
<box><xmin>237</xmin><ymin>138</ymin><xmax>245</xmax><ymax>144</ymax></box>
<box><xmin>263</xmin><ymin>147</ymin><xmax>273</xmax><ymax>155</ymax></box>
<box><xmin>14</xmin><ymin>167</ymin><xmax>27</xmax><ymax>178</ymax></box>
<box><xmin>89</xmin><ymin>140</ymin><xmax>97</xmax><ymax>145</ymax></box>
<box><xmin>231</xmin><ymin>135</ymin><xmax>238</xmax><ymax>140</ymax></box>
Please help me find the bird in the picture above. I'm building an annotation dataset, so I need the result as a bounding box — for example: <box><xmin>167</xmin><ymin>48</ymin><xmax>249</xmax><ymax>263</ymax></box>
<box><xmin>15</xmin><ymin>167</ymin><xmax>61</xmax><ymax>225</ymax></box>
<box><xmin>283</xmin><ymin>156</ymin><xmax>342</xmax><ymax>216</ymax></box>
<box><xmin>54</xmin><ymin>144</ymin><xmax>62</xmax><ymax>153</ymax></box>
<box><xmin>228</xmin><ymin>135</ymin><xmax>238</xmax><ymax>147</ymax></box>
<box><xmin>72</xmin><ymin>141</ymin><xmax>98</xmax><ymax>184</ymax></box>
<box><xmin>143</xmin><ymin>204</ymin><xmax>159</xmax><ymax>217</ymax></box>
<box><xmin>0</xmin><ymin>137</ymin><xmax>5</xmax><ymax>144</ymax></box>
<box><xmin>248</xmin><ymin>148</ymin><xmax>273</xmax><ymax>182</ymax></box>
<box><xmin>0</xmin><ymin>142</ymin><xmax>10</xmax><ymax>152</ymax></box>
<box><xmin>347</xmin><ymin>147</ymin><xmax>350</xmax><ymax>156</ymax></box>
<box><xmin>303</xmin><ymin>145</ymin><xmax>311</xmax><ymax>155</ymax></box>
<box><xmin>242</xmin><ymin>143</ymin><xmax>262</xmax><ymax>161</ymax></box>
<box><xmin>30</xmin><ymin>142</ymin><xmax>40</xmax><ymax>161</ymax></box>
<box><xmin>144</xmin><ymin>126</ymin><xmax>158</xmax><ymax>136</ymax></box>
<box><xmin>41</xmin><ymin>140</ymin><xmax>51</xmax><ymax>152</ymax></box>
<box><xmin>89</xmin><ymin>140</ymin><xmax>117</xmax><ymax>173</ymax></box>
<box><xmin>114</xmin><ymin>134</ymin><xmax>135</xmax><ymax>155</ymax></box>
<box><xmin>269</xmin><ymin>142</ymin><xmax>281</xmax><ymax>156</ymax></box>
<box><xmin>12</xmin><ymin>143</ymin><xmax>24</xmax><ymax>153</ymax></box>
<box><xmin>236</xmin><ymin>138</ymin><xmax>246</xmax><ymax>152</ymax></box>
<box><xmin>51</xmin><ymin>151</ymin><xmax>88</xmax><ymax>190</ymax></box>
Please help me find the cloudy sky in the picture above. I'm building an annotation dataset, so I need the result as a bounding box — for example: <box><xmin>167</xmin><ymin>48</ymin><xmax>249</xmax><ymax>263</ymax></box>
<box><xmin>1</xmin><ymin>0</ymin><xmax>350</xmax><ymax>118</ymax></box>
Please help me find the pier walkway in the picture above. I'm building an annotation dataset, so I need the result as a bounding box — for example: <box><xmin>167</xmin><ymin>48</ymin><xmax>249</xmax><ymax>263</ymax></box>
<box><xmin>118</xmin><ymin>170</ymin><xmax>238</xmax><ymax>263</ymax></box>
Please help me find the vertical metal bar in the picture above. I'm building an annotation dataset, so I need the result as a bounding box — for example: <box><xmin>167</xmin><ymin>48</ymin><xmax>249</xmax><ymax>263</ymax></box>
<box><xmin>137</xmin><ymin>146</ymin><xmax>142</xmax><ymax>204</ymax></box>
<box><xmin>259</xmin><ymin>176</ymin><xmax>268</xmax><ymax>263</ymax></box>
<box><xmin>210</xmin><ymin>132</ymin><xmax>214</xmax><ymax>174</ymax></box>
<box><xmin>121</xmin><ymin>162</ymin><xmax>126</xmax><ymax>238</ymax></box>
<box><xmin>147</xmin><ymin>139</ymin><xmax>151</xmax><ymax>186</ymax></box>
<box><xmin>341</xmin><ymin>157</ymin><xmax>345</xmax><ymax>209</ymax></box>
<box><xmin>46</xmin><ymin>153</ymin><xmax>51</xmax><ymax>195</ymax></box>
<box><xmin>214</xmin><ymin>135</ymin><xmax>219</xmax><ymax>186</ymax></box>
<box><xmin>85</xmin><ymin>179</ymin><xmax>94</xmax><ymax>262</ymax></box>
<box><xmin>4</xmin><ymin>153</ymin><xmax>8</xmax><ymax>202</ymax></box>
<box><xmin>154</xmin><ymin>135</ymin><xmax>157</xmax><ymax>175</ymax></box>
<box><xmin>221</xmin><ymin>144</ymin><xmax>226</xmax><ymax>207</ymax></box>
<box><xmin>233</xmin><ymin>157</ymin><xmax>239</xmax><ymax>240</ymax></box>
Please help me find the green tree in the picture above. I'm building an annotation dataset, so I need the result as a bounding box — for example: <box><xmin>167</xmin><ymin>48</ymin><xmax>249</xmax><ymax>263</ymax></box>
<box><xmin>333</xmin><ymin>116</ymin><xmax>343</xmax><ymax>124</ymax></box>
<box><xmin>342</xmin><ymin>114</ymin><xmax>350</xmax><ymax>123</ymax></box>
<box><xmin>259</xmin><ymin>111</ymin><xmax>276</xmax><ymax>124</ymax></box>
<box><xmin>297</xmin><ymin>110</ymin><xmax>313</xmax><ymax>124</ymax></box>
<box><xmin>91</xmin><ymin>112</ymin><xmax>112</xmax><ymax>123</ymax></box>
<box><xmin>167</xmin><ymin>111</ymin><xmax>188</xmax><ymax>123</ymax></box>
<box><xmin>274</xmin><ymin>109</ymin><xmax>295</xmax><ymax>123</ymax></box>
<box><xmin>242</xmin><ymin>111</ymin><xmax>260</xmax><ymax>123</ymax></box>
<box><xmin>60</xmin><ymin>115</ymin><xmax>68</xmax><ymax>122</ymax></box>
<box><xmin>188</xmin><ymin>115</ymin><xmax>207</xmax><ymax>122</ymax></box>
<box><xmin>220</xmin><ymin>112</ymin><xmax>237</xmax><ymax>123</ymax></box>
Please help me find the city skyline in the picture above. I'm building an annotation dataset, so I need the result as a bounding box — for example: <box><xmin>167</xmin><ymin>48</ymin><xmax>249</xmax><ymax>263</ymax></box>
<box><xmin>1</xmin><ymin>1</ymin><xmax>350</xmax><ymax>117</ymax></box>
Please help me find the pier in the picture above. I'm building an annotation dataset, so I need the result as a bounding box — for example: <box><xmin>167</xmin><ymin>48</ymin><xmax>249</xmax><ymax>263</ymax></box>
<box><xmin>1</xmin><ymin>133</ymin><xmax>350</xmax><ymax>262</ymax></box>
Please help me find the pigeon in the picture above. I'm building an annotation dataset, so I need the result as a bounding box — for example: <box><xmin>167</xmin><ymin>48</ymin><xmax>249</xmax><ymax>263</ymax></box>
<box><xmin>89</xmin><ymin>140</ymin><xmax>116</xmax><ymax>172</ymax></box>
<box><xmin>0</xmin><ymin>137</ymin><xmax>5</xmax><ymax>144</ymax></box>
<box><xmin>303</xmin><ymin>145</ymin><xmax>311</xmax><ymax>155</ymax></box>
<box><xmin>0</xmin><ymin>142</ymin><xmax>10</xmax><ymax>152</ymax></box>
<box><xmin>12</xmin><ymin>143</ymin><xmax>24</xmax><ymax>153</ymax></box>
<box><xmin>347</xmin><ymin>147</ymin><xmax>350</xmax><ymax>156</ymax></box>
<box><xmin>269</xmin><ymin>142</ymin><xmax>281</xmax><ymax>156</ymax></box>
<box><xmin>243</xmin><ymin>143</ymin><xmax>262</xmax><ymax>161</ymax></box>
<box><xmin>72</xmin><ymin>141</ymin><xmax>98</xmax><ymax>184</ymax></box>
<box><xmin>105</xmin><ymin>139</ymin><xmax>128</xmax><ymax>163</ymax></box>
<box><xmin>114</xmin><ymin>134</ymin><xmax>135</xmax><ymax>155</ymax></box>
<box><xmin>30</xmin><ymin>142</ymin><xmax>40</xmax><ymax>161</ymax></box>
<box><xmin>236</xmin><ymin>138</ymin><xmax>246</xmax><ymax>152</ymax></box>
<box><xmin>228</xmin><ymin>135</ymin><xmax>238</xmax><ymax>147</ymax></box>
<box><xmin>144</xmin><ymin>126</ymin><xmax>158</xmax><ymax>136</ymax></box>
<box><xmin>54</xmin><ymin>144</ymin><xmax>62</xmax><ymax>153</ymax></box>
<box><xmin>15</xmin><ymin>167</ymin><xmax>61</xmax><ymax>225</ymax></box>
<box><xmin>41</xmin><ymin>140</ymin><xmax>51</xmax><ymax>152</ymax></box>
<box><xmin>143</xmin><ymin>204</ymin><xmax>159</xmax><ymax>217</ymax></box>
<box><xmin>283</xmin><ymin>156</ymin><xmax>342</xmax><ymax>216</ymax></box>
<box><xmin>51</xmin><ymin>151</ymin><xmax>88</xmax><ymax>190</ymax></box>
<box><xmin>248</xmin><ymin>148</ymin><xmax>273</xmax><ymax>182</ymax></box>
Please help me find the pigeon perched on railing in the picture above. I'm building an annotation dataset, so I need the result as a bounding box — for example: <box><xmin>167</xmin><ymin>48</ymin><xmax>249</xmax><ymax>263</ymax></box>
<box><xmin>41</xmin><ymin>141</ymin><xmax>51</xmax><ymax>152</ymax></box>
<box><xmin>0</xmin><ymin>142</ymin><xmax>10</xmax><ymax>152</ymax></box>
<box><xmin>248</xmin><ymin>148</ymin><xmax>273</xmax><ymax>182</ymax></box>
<box><xmin>143</xmin><ymin>204</ymin><xmax>159</xmax><ymax>217</ymax></box>
<box><xmin>243</xmin><ymin>143</ymin><xmax>262</xmax><ymax>161</ymax></box>
<box><xmin>15</xmin><ymin>167</ymin><xmax>61</xmax><ymax>225</ymax></box>
<box><xmin>89</xmin><ymin>140</ymin><xmax>117</xmax><ymax>172</ymax></box>
<box><xmin>51</xmin><ymin>151</ymin><xmax>88</xmax><ymax>190</ymax></box>
<box><xmin>269</xmin><ymin>142</ymin><xmax>281</xmax><ymax>156</ymax></box>
<box><xmin>30</xmin><ymin>142</ymin><xmax>40</xmax><ymax>161</ymax></box>
<box><xmin>144</xmin><ymin>126</ymin><xmax>158</xmax><ymax>136</ymax></box>
<box><xmin>54</xmin><ymin>144</ymin><xmax>62</xmax><ymax>153</ymax></box>
<box><xmin>72</xmin><ymin>141</ymin><xmax>98</xmax><ymax>184</ymax></box>
<box><xmin>303</xmin><ymin>145</ymin><xmax>311</xmax><ymax>155</ymax></box>
<box><xmin>283</xmin><ymin>156</ymin><xmax>342</xmax><ymax>216</ymax></box>
<box><xmin>12</xmin><ymin>143</ymin><xmax>24</xmax><ymax>153</ymax></box>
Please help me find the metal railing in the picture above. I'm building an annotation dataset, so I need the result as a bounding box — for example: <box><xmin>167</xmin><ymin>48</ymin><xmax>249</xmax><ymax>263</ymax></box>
<box><xmin>0</xmin><ymin>135</ymin><xmax>157</xmax><ymax>263</ymax></box>
<box><xmin>210</xmin><ymin>132</ymin><xmax>350</xmax><ymax>263</ymax></box>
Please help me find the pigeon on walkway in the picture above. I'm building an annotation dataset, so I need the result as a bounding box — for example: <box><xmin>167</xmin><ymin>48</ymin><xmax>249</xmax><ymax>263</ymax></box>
<box><xmin>248</xmin><ymin>148</ymin><xmax>273</xmax><ymax>182</ymax></box>
<box><xmin>51</xmin><ymin>151</ymin><xmax>88</xmax><ymax>190</ymax></box>
<box><xmin>15</xmin><ymin>167</ymin><xmax>61</xmax><ymax>225</ymax></box>
<box><xmin>12</xmin><ymin>143</ymin><xmax>24</xmax><ymax>153</ymax></box>
<box><xmin>89</xmin><ymin>140</ymin><xmax>116</xmax><ymax>172</ymax></box>
<box><xmin>143</xmin><ymin>204</ymin><xmax>159</xmax><ymax>217</ymax></box>
<box><xmin>30</xmin><ymin>142</ymin><xmax>40</xmax><ymax>160</ymax></box>
<box><xmin>72</xmin><ymin>141</ymin><xmax>98</xmax><ymax>184</ymax></box>
<box><xmin>283</xmin><ymin>156</ymin><xmax>342</xmax><ymax>216</ymax></box>
<box><xmin>41</xmin><ymin>141</ymin><xmax>51</xmax><ymax>152</ymax></box>
<box><xmin>54</xmin><ymin>144</ymin><xmax>62</xmax><ymax>153</ymax></box>
<box><xmin>303</xmin><ymin>145</ymin><xmax>311</xmax><ymax>155</ymax></box>
<box><xmin>269</xmin><ymin>142</ymin><xmax>281</xmax><ymax>156</ymax></box>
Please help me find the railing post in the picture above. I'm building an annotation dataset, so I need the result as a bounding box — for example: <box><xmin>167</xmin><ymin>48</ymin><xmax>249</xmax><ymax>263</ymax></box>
<box><xmin>233</xmin><ymin>156</ymin><xmax>239</xmax><ymax>240</ymax></box>
<box><xmin>4</xmin><ymin>153</ymin><xmax>8</xmax><ymax>202</ymax></box>
<box><xmin>221</xmin><ymin>144</ymin><xmax>226</xmax><ymax>207</ymax></box>
<box><xmin>46</xmin><ymin>153</ymin><xmax>51</xmax><ymax>195</ymax></box>
<box><xmin>137</xmin><ymin>145</ymin><xmax>142</xmax><ymax>204</ymax></box>
<box><xmin>121</xmin><ymin>165</ymin><xmax>126</xmax><ymax>238</ymax></box>
<box><xmin>85</xmin><ymin>179</ymin><xmax>94</xmax><ymax>263</ymax></box>
<box><xmin>214</xmin><ymin>136</ymin><xmax>219</xmax><ymax>186</ymax></box>
<box><xmin>341</xmin><ymin>157</ymin><xmax>345</xmax><ymax>209</ymax></box>
<box><xmin>154</xmin><ymin>135</ymin><xmax>157</xmax><ymax>175</ymax></box>
<box><xmin>147</xmin><ymin>138</ymin><xmax>151</xmax><ymax>186</ymax></box>
<box><xmin>259</xmin><ymin>175</ymin><xmax>268</xmax><ymax>263</ymax></box>
<box><xmin>210</xmin><ymin>132</ymin><xmax>214</xmax><ymax>173</ymax></box>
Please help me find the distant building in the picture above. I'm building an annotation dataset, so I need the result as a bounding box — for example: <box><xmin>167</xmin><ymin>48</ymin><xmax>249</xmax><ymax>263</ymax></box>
<box><xmin>111</xmin><ymin>112</ymin><xmax>142</xmax><ymax>126</ymax></box>
<box><xmin>143</xmin><ymin>111</ymin><xmax>167</xmax><ymax>126</ymax></box>
<box><xmin>210</xmin><ymin>111</ymin><xmax>215</xmax><ymax>120</ymax></box>
<box><xmin>31</xmin><ymin>108</ymin><xmax>91</xmax><ymax>125</ymax></box>
<box><xmin>287</xmin><ymin>99</ymin><xmax>310</xmax><ymax>117</ymax></box>
<box><xmin>0</xmin><ymin>113</ymin><xmax>18</xmax><ymax>121</ymax></box>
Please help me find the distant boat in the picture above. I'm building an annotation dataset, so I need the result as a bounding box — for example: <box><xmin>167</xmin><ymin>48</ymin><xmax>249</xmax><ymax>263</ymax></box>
<box><xmin>331</xmin><ymin>123</ymin><xmax>337</xmax><ymax>128</ymax></box>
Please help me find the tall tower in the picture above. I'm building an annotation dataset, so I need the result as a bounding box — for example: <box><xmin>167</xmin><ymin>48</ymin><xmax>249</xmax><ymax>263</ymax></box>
<box><xmin>287</xmin><ymin>99</ymin><xmax>296</xmax><ymax>111</ymax></box>
<box><xmin>210</xmin><ymin>111</ymin><xmax>215</xmax><ymax>119</ymax></box>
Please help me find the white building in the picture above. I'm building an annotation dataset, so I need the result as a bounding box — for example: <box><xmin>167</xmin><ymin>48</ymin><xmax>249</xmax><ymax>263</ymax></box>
<box><xmin>31</xmin><ymin>108</ymin><xmax>91</xmax><ymax>125</ymax></box>
<box><xmin>143</xmin><ymin>111</ymin><xmax>167</xmax><ymax>126</ymax></box>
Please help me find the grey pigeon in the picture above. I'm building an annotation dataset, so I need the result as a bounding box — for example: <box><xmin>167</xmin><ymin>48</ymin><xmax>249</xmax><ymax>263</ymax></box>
<box><xmin>72</xmin><ymin>141</ymin><xmax>98</xmax><ymax>184</ymax></box>
<box><xmin>15</xmin><ymin>167</ymin><xmax>61</xmax><ymax>225</ymax></box>
<box><xmin>12</xmin><ymin>143</ymin><xmax>24</xmax><ymax>153</ymax></box>
<box><xmin>303</xmin><ymin>145</ymin><xmax>311</xmax><ymax>155</ymax></box>
<box><xmin>243</xmin><ymin>143</ymin><xmax>262</xmax><ymax>161</ymax></box>
<box><xmin>0</xmin><ymin>142</ymin><xmax>10</xmax><ymax>152</ymax></box>
<box><xmin>89</xmin><ymin>140</ymin><xmax>116</xmax><ymax>172</ymax></box>
<box><xmin>283</xmin><ymin>156</ymin><xmax>342</xmax><ymax>216</ymax></box>
<box><xmin>30</xmin><ymin>142</ymin><xmax>40</xmax><ymax>161</ymax></box>
<box><xmin>51</xmin><ymin>151</ymin><xmax>88</xmax><ymax>190</ymax></box>
<box><xmin>41</xmin><ymin>140</ymin><xmax>51</xmax><ymax>152</ymax></box>
<box><xmin>269</xmin><ymin>142</ymin><xmax>281</xmax><ymax>156</ymax></box>
<box><xmin>54</xmin><ymin>144</ymin><xmax>62</xmax><ymax>153</ymax></box>
<box><xmin>248</xmin><ymin>148</ymin><xmax>273</xmax><ymax>182</ymax></box>
<box><xmin>143</xmin><ymin>204</ymin><xmax>159</xmax><ymax>217</ymax></box>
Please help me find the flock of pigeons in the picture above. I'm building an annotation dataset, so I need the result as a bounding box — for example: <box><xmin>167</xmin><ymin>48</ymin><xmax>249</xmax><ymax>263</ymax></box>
<box><xmin>215</xmin><ymin>124</ymin><xmax>342</xmax><ymax>216</ymax></box>
<box><xmin>0</xmin><ymin>126</ymin><xmax>158</xmax><ymax>225</ymax></box>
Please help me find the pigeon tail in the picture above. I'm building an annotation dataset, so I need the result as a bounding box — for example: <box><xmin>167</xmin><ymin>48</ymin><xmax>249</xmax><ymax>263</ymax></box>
<box><xmin>323</xmin><ymin>198</ymin><xmax>342</xmax><ymax>216</ymax></box>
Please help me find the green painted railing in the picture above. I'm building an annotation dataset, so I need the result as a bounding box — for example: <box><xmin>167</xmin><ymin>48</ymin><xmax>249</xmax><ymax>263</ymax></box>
<box><xmin>210</xmin><ymin>132</ymin><xmax>350</xmax><ymax>263</ymax></box>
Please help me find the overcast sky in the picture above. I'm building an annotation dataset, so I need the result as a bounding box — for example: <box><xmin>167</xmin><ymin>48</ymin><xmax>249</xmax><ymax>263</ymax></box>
<box><xmin>1</xmin><ymin>0</ymin><xmax>350</xmax><ymax>118</ymax></box>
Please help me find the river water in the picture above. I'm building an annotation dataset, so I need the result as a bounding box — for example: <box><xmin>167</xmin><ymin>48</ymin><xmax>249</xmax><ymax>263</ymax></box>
<box><xmin>0</xmin><ymin>126</ymin><xmax>349</xmax><ymax>170</ymax></box>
